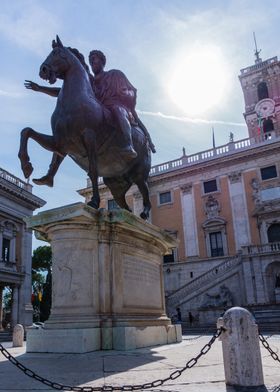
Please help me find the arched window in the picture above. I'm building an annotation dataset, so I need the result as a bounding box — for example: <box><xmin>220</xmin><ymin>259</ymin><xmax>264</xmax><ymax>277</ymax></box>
<box><xmin>257</xmin><ymin>81</ymin><xmax>269</xmax><ymax>100</ymax></box>
<box><xmin>267</xmin><ymin>224</ymin><xmax>280</xmax><ymax>243</ymax></box>
<box><xmin>263</xmin><ymin>118</ymin><xmax>274</xmax><ymax>133</ymax></box>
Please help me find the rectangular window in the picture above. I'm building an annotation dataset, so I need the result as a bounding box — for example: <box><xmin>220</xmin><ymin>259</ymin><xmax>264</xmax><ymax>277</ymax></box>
<box><xmin>2</xmin><ymin>238</ymin><xmax>10</xmax><ymax>262</ymax></box>
<box><xmin>209</xmin><ymin>232</ymin><xmax>224</xmax><ymax>257</ymax></box>
<box><xmin>260</xmin><ymin>165</ymin><xmax>277</xmax><ymax>180</ymax></box>
<box><xmin>159</xmin><ymin>191</ymin><xmax>172</xmax><ymax>205</ymax></box>
<box><xmin>107</xmin><ymin>199</ymin><xmax>120</xmax><ymax>211</ymax></box>
<box><xmin>203</xmin><ymin>179</ymin><xmax>218</xmax><ymax>194</ymax></box>
<box><xmin>163</xmin><ymin>248</ymin><xmax>177</xmax><ymax>263</ymax></box>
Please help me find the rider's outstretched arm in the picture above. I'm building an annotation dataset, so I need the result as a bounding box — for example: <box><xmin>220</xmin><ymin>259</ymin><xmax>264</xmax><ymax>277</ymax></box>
<box><xmin>24</xmin><ymin>80</ymin><xmax>60</xmax><ymax>97</ymax></box>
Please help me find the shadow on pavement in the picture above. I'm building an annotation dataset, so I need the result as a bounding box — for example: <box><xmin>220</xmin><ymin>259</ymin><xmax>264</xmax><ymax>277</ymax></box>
<box><xmin>0</xmin><ymin>344</ymin><xmax>171</xmax><ymax>391</ymax></box>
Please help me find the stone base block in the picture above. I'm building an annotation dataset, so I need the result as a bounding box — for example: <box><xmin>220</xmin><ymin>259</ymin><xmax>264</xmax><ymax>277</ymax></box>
<box><xmin>113</xmin><ymin>324</ymin><xmax>182</xmax><ymax>350</ymax></box>
<box><xmin>26</xmin><ymin>327</ymin><xmax>101</xmax><ymax>353</ymax></box>
<box><xmin>27</xmin><ymin>324</ymin><xmax>182</xmax><ymax>353</ymax></box>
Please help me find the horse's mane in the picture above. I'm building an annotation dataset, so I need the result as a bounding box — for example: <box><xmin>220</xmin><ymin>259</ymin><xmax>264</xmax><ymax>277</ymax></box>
<box><xmin>68</xmin><ymin>47</ymin><xmax>90</xmax><ymax>75</ymax></box>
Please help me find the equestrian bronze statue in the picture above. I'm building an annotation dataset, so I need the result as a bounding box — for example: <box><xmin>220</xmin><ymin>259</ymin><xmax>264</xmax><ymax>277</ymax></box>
<box><xmin>19</xmin><ymin>36</ymin><xmax>155</xmax><ymax>219</ymax></box>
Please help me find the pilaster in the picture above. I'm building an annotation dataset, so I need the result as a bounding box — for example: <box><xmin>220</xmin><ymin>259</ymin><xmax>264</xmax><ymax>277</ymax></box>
<box><xmin>180</xmin><ymin>183</ymin><xmax>199</xmax><ymax>257</ymax></box>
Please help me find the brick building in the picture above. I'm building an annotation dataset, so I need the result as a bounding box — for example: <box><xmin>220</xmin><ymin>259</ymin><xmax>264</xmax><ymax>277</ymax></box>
<box><xmin>79</xmin><ymin>52</ymin><xmax>280</xmax><ymax>328</ymax></box>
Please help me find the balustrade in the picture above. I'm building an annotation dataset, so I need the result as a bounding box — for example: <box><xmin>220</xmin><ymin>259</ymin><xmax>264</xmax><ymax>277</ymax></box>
<box><xmin>167</xmin><ymin>255</ymin><xmax>240</xmax><ymax>307</ymax></box>
<box><xmin>242</xmin><ymin>242</ymin><xmax>280</xmax><ymax>255</ymax></box>
<box><xmin>0</xmin><ymin>168</ymin><xmax>32</xmax><ymax>192</ymax></box>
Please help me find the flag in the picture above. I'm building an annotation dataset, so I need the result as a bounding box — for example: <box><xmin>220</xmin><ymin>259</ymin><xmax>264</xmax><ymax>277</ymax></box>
<box><xmin>212</xmin><ymin>127</ymin><xmax>216</xmax><ymax>149</ymax></box>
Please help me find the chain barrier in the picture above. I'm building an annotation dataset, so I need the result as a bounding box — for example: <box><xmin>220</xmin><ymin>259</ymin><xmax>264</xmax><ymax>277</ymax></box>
<box><xmin>259</xmin><ymin>333</ymin><xmax>280</xmax><ymax>364</ymax></box>
<box><xmin>0</xmin><ymin>328</ymin><xmax>222</xmax><ymax>391</ymax></box>
<box><xmin>270</xmin><ymin>386</ymin><xmax>280</xmax><ymax>392</ymax></box>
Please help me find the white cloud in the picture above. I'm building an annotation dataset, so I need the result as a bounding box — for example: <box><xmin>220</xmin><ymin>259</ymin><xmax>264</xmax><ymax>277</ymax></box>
<box><xmin>0</xmin><ymin>3</ymin><xmax>60</xmax><ymax>56</ymax></box>
<box><xmin>137</xmin><ymin>110</ymin><xmax>246</xmax><ymax>127</ymax></box>
<box><xmin>0</xmin><ymin>89</ymin><xmax>23</xmax><ymax>98</ymax></box>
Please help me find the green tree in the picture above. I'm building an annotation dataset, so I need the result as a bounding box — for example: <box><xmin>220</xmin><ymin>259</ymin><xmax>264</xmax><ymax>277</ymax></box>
<box><xmin>32</xmin><ymin>246</ymin><xmax>52</xmax><ymax>322</ymax></box>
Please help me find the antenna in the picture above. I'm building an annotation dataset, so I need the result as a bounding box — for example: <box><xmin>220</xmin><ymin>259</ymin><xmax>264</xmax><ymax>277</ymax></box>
<box><xmin>253</xmin><ymin>32</ymin><xmax>262</xmax><ymax>63</ymax></box>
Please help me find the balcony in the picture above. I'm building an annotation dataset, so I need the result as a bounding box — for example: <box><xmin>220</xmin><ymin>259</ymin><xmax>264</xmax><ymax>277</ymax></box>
<box><xmin>242</xmin><ymin>242</ymin><xmax>280</xmax><ymax>255</ymax></box>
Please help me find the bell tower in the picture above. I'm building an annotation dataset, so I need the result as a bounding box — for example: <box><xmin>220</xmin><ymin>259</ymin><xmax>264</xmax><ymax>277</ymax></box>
<box><xmin>239</xmin><ymin>35</ymin><xmax>280</xmax><ymax>140</ymax></box>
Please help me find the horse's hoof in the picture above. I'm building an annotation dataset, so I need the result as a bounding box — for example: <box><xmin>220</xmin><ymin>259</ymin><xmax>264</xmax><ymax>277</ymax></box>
<box><xmin>33</xmin><ymin>175</ymin><xmax>54</xmax><ymax>187</ymax></box>
<box><xmin>22</xmin><ymin>162</ymin><xmax>33</xmax><ymax>178</ymax></box>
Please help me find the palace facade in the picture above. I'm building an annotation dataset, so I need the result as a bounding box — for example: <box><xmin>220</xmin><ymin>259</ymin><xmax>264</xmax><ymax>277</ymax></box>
<box><xmin>79</xmin><ymin>52</ymin><xmax>280</xmax><ymax>327</ymax></box>
<box><xmin>0</xmin><ymin>168</ymin><xmax>45</xmax><ymax>330</ymax></box>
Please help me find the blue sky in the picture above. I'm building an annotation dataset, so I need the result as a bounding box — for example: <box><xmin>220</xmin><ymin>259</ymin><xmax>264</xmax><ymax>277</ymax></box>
<box><xmin>1</xmin><ymin>0</ymin><xmax>280</xmax><ymax>220</ymax></box>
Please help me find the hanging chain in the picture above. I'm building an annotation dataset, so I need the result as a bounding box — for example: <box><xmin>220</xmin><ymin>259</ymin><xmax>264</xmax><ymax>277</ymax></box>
<box><xmin>259</xmin><ymin>333</ymin><xmax>280</xmax><ymax>364</ymax></box>
<box><xmin>0</xmin><ymin>328</ymin><xmax>222</xmax><ymax>391</ymax></box>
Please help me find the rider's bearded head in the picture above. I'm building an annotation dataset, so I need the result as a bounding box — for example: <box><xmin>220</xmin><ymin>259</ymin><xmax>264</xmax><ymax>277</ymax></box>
<box><xmin>89</xmin><ymin>50</ymin><xmax>106</xmax><ymax>75</ymax></box>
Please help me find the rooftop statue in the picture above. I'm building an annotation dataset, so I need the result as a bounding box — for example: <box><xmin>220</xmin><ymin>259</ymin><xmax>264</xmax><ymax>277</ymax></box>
<box><xmin>19</xmin><ymin>36</ymin><xmax>155</xmax><ymax>219</ymax></box>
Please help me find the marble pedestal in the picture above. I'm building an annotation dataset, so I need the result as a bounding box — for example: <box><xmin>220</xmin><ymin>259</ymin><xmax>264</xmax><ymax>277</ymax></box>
<box><xmin>25</xmin><ymin>203</ymin><xmax>181</xmax><ymax>352</ymax></box>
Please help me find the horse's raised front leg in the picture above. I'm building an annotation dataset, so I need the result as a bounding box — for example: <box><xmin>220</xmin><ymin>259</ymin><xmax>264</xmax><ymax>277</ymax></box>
<box><xmin>18</xmin><ymin>127</ymin><xmax>60</xmax><ymax>179</ymax></box>
<box><xmin>82</xmin><ymin>128</ymin><xmax>100</xmax><ymax>209</ymax></box>
<box><xmin>33</xmin><ymin>153</ymin><xmax>64</xmax><ymax>187</ymax></box>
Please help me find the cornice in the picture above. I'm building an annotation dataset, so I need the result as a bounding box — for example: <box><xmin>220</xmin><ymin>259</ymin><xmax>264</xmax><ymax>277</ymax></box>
<box><xmin>0</xmin><ymin>178</ymin><xmax>45</xmax><ymax>210</ymax></box>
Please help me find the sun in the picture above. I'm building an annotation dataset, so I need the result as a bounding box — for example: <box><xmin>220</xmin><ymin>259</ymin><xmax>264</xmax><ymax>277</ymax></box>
<box><xmin>167</xmin><ymin>46</ymin><xmax>229</xmax><ymax>116</ymax></box>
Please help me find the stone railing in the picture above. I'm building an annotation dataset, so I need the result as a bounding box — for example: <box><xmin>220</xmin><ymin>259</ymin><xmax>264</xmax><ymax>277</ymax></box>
<box><xmin>240</xmin><ymin>56</ymin><xmax>278</xmax><ymax>75</ymax></box>
<box><xmin>242</xmin><ymin>242</ymin><xmax>280</xmax><ymax>255</ymax></box>
<box><xmin>0</xmin><ymin>168</ymin><xmax>32</xmax><ymax>193</ymax></box>
<box><xmin>149</xmin><ymin>133</ymin><xmax>280</xmax><ymax>177</ymax></box>
<box><xmin>167</xmin><ymin>255</ymin><xmax>241</xmax><ymax>308</ymax></box>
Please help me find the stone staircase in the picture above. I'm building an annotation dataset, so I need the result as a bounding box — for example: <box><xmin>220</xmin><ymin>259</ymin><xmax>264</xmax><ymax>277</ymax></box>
<box><xmin>166</xmin><ymin>255</ymin><xmax>242</xmax><ymax>312</ymax></box>
<box><xmin>179</xmin><ymin>309</ymin><xmax>280</xmax><ymax>334</ymax></box>
<box><xmin>181</xmin><ymin>323</ymin><xmax>216</xmax><ymax>335</ymax></box>
<box><xmin>0</xmin><ymin>330</ymin><xmax>12</xmax><ymax>342</ymax></box>
<box><xmin>253</xmin><ymin>309</ymin><xmax>280</xmax><ymax>333</ymax></box>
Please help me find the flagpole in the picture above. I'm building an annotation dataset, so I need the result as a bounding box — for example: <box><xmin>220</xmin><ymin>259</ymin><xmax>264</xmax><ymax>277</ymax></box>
<box><xmin>212</xmin><ymin>127</ymin><xmax>216</xmax><ymax>149</ymax></box>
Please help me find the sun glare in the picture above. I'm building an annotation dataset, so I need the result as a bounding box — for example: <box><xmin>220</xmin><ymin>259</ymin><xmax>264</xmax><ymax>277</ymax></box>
<box><xmin>168</xmin><ymin>46</ymin><xmax>229</xmax><ymax>116</ymax></box>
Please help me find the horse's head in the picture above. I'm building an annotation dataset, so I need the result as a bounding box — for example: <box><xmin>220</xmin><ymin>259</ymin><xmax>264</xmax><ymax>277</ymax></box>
<box><xmin>39</xmin><ymin>36</ymin><xmax>72</xmax><ymax>84</ymax></box>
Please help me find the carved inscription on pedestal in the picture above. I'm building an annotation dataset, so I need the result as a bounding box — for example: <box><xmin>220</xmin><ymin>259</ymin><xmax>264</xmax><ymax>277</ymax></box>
<box><xmin>123</xmin><ymin>255</ymin><xmax>162</xmax><ymax>309</ymax></box>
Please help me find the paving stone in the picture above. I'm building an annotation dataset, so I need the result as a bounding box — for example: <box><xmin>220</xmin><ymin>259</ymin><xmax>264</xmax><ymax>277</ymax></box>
<box><xmin>0</xmin><ymin>335</ymin><xmax>279</xmax><ymax>392</ymax></box>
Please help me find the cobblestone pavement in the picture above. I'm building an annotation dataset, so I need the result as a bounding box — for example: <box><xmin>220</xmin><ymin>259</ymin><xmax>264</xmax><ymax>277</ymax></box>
<box><xmin>0</xmin><ymin>335</ymin><xmax>279</xmax><ymax>392</ymax></box>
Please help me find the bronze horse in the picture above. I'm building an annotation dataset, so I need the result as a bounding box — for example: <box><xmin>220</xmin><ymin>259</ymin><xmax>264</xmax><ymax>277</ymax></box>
<box><xmin>18</xmin><ymin>36</ymin><xmax>152</xmax><ymax>219</ymax></box>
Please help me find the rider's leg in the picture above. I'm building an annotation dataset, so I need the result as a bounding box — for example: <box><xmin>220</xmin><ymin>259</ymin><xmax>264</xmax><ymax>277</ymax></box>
<box><xmin>137</xmin><ymin>118</ymin><xmax>156</xmax><ymax>153</ymax></box>
<box><xmin>131</xmin><ymin>110</ymin><xmax>156</xmax><ymax>153</ymax></box>
<box><xmin>111</xmin><ymin>105</ymin><xmax>137</xmax><ymax>160</ymax></box>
